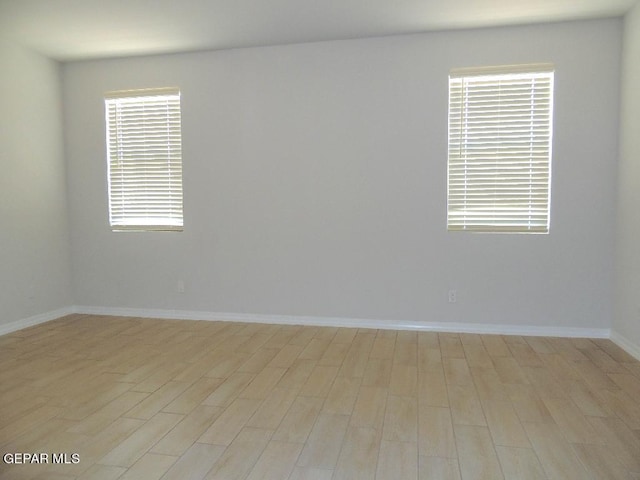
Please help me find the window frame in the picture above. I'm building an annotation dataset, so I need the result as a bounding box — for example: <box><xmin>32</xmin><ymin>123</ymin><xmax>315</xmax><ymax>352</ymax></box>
<box><xmin>104</xmin><ymin>87</ymin><xmax>184</xmax><ymax>232</ymax></box>
<box><xmin>446</xmin><ymin>64</ymin><xmax>554</xmax><ymax>234</ymax></box>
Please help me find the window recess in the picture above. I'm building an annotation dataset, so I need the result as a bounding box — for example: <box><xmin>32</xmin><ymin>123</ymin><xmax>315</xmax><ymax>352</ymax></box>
<box><xmin>447</xmin><ymin>64</ymin><xmax>554</xmax><ymax>233</ymax></box>
<box><xmin>105</xmin><ymin>87</ymin><xmax>183</xmax><ymax>232</ymax></box>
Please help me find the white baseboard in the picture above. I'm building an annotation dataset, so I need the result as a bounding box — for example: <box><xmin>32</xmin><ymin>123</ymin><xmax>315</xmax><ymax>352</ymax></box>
<box><xmin>73</xmin><ymin>305</ymin><xmax>610</xmax><ymax>339</ymax></box>
<box><xmin>610</xmin><ymin>331</ymin><xmax>640</xmax><ymax>361</ymax></box>
<box><xmin>1</xmin><ymin>304</ymin><xmax>613</xmax><ymax>340</ymax></box>
<box><xmin>0</xmin><ymin>306</ymin><xmax>76</xmax><ymax>336</ymax></box>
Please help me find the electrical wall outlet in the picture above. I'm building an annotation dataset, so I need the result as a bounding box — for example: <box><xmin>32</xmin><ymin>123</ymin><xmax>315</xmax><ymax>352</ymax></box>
<box><xmin>448</xmin><ymin>289</ymin><xmax>457</xmax><ymax>303</ymax></box>
<box><xmin>177</xmin><ymin>279</ymin><xmax>185</xmax><ymax>293</ymax></box>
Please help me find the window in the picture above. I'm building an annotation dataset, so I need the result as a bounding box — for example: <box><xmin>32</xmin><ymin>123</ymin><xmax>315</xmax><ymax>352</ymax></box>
<box><xmin>105</xmin><ymin>88</ymin><xmax>183</xmax><ymax>231</ymax></box>
<box><xmin>447</xmin><ymin>64</ymin><xmax>554</xmax><ymax>233</ymax></box>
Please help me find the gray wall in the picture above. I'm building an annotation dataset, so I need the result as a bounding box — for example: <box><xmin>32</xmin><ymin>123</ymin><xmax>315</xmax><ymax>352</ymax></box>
<box><xmin>63</xmin><ymin>19</ymin><xmax>621</xmax><ymax>329</ymax></box>
<box><xmin>615</xmin><ymin>3</ymin><xmax>640</xmax><ymax>349</ymax></box>
<box><xmin>0</xmin><ymin>38</ymin><xmax>72</xmax><ymax>328</ymax></box>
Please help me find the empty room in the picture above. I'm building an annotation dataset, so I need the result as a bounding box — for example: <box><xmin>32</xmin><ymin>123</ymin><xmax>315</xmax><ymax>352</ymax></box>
<box><xmin>2</xmin><ymin>0</ymin><xmax>640</xmax><ymax>478</ymax></box>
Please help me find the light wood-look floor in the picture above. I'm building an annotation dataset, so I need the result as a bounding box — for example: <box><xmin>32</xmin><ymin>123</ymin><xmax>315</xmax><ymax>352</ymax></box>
<box><xmin>1</xmin><ymin>315</ymin><xmax>640</xmax><ymax>480</ymax></box>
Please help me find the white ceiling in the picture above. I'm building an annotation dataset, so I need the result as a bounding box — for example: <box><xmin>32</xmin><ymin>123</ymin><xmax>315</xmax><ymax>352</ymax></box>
<box><xmin>0</xmin><ymin>0</ymin><xmax>636</xmax><ymax>61</ymax></box>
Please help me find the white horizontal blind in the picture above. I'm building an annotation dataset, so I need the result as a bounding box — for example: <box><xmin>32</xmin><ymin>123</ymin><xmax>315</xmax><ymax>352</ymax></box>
<box><xmin>105</xmin><ymin>88</ymin><xmax>183</xmax><ymax>231</ymax></box>
<box><xmin>447</xmin><ymin>65</ymin><xmax>554</xmax><ymax>233</ymax></box>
